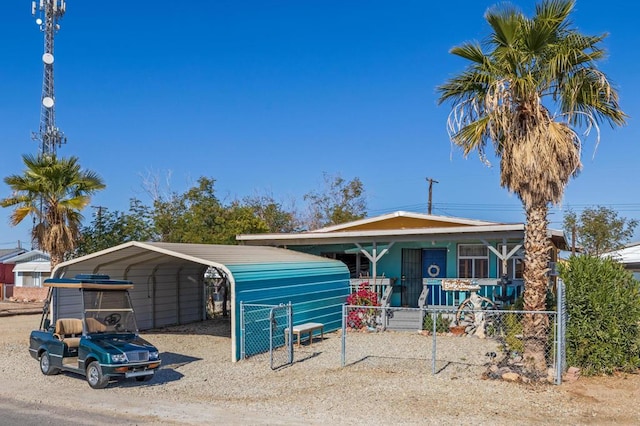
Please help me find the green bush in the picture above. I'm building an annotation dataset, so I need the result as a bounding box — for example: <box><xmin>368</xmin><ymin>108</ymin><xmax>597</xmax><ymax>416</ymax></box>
<box><xmin>422</xmin><ymin>312</ymin><xmax>452</xmax><ymax>333</ymax></box>
<box><xmin>502</xmin><ymin>311</ymin><xmax>524</xmax><ymax>354</ymax></box>
<box><xmin>560</xmin><ymin>256</ymin><xmax>640</xmax><ymax>375</ymax></box>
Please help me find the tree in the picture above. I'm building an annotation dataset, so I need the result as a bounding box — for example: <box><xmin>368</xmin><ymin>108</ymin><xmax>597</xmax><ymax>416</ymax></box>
<box><xmin>72</xmin><ymin>198</ymin><xmax>156</xmax><ymax>257</ymax></box>
<box><xmin>218</xmin><ymin>201</ymin><xmax>270</xmax><ymax>245</ymax></box>
<box><xmin>563</xmin><ymin>206</ymin><xmax>638</xmax><ymax>256</ymax></box>
<box><xmin>1</xmin><ymin>154</ymin><xmax>105</xmax><ymax>267</ymax></box>
<box><xmin>242</xmin><ymin>193</ymin><xmax>301</xmax><ymax>233</ymax></box>
<box><xmin>437</xmin><ymin>0</ymin><xmax>626</xmax><ymax>372</ymax></box>
<box><xmin>152</xmin><ymin>177</ymin><xmax>268</xmax><ymax>244</ymax></box>
<box><xmin>303</xmin><ymin>172</ymin><xmax>367</xmax><ymax>230</ymax></box>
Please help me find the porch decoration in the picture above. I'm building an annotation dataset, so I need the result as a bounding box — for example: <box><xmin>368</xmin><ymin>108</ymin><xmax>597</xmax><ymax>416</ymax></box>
<box><xmin>426</xmin><ymin>264</ymin><xmax>440</xmax><ymax>277</ymax></box>
<box><xmin>441</xmin><ymin>279</ymin><xmax>480</xmax><ymax>292</ymax></box>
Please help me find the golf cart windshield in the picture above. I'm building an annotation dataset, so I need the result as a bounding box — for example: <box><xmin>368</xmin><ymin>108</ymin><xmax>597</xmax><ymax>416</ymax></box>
<box><xmin>82</xmin><ymin>290</ymin><xmax>138</xmax><ymax>334</ymax></box>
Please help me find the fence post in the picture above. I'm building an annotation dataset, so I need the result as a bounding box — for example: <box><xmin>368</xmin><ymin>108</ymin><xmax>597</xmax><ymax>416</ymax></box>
<box><xmin>341</xmin><ymin>304</ymin><xmax>346</xmax><ymax>367</ymax></box>
<box><xmin>240</xmin><ymin>301</ymin><xmax>245</xmax><ymax>360</ymax></box>
<box><xmin>431</xmin><ymin>310</ymin><xmax>437</xmax><ymax>375</ymax></box>
<box><xmin>269</xmin><ymin>308</ymin><xmax>275</xmax><ymax>368</ymax></box>
<box><xmin>555</xmin><ymin>279</ymin><xmax>566</xmax><ymax>385</ymax></box>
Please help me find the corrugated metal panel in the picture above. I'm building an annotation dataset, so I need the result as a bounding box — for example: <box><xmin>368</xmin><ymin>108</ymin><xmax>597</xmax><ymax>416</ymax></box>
<box><xmin>229</xmin><ymin>260</ymin><xmax>349</xmax><ymax>361</ymax></box>
<box><xmin>145</xmin><ymin>242</ymin><xmax>338</xmax><ymax>265</ymax></box>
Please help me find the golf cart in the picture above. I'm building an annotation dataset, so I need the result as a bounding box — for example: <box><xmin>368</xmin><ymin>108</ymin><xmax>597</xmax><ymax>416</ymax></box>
<box><xmin>29</xmin><ymin>274</ymin><xmax>161</xmax><ymax>389</ymax></box>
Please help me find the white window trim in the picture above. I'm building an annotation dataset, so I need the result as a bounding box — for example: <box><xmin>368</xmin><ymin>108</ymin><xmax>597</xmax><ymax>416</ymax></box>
<box><xmin>457</xmin><ymin>244</ymin><xmax>489</xmax><ymax>278</ymax></box>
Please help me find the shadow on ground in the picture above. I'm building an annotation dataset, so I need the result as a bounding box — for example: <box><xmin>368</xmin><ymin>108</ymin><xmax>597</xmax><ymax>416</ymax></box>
<box><xmin>146</xmin><ymin>318</ymin><xmax>231</xmax><ymax>338</ymax></box>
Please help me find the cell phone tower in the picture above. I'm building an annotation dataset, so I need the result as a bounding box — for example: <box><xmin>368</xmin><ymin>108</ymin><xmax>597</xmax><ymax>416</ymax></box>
<box><xmin>31</xmin><ymin>0</ymin><xmax>67</xmax><ymax>157</ymax></box>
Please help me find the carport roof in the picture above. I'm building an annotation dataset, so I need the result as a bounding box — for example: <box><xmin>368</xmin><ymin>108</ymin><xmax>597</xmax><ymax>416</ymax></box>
<box><xmin>53</xmin><ymin>241</ymin><xmax>340</xmax><ymax>277</ymax></box>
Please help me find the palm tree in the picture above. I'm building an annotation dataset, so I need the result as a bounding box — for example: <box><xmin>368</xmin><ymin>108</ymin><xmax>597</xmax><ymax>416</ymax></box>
<box><xmin>1</xmin><ymin>154</ymin><xmax>105</xmax><ymax>268</ymax></box>
<box><xmin>437</xmin><ymin>0</ymin><xmax>626</xmax><ymax>372</ymax></box>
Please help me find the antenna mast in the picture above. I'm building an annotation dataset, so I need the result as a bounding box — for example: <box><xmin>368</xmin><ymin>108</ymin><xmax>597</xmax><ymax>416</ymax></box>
<box><xmin>32</xmin><ymin>0</ymin><xmax>67</xmax><ymax>157</ymax></box>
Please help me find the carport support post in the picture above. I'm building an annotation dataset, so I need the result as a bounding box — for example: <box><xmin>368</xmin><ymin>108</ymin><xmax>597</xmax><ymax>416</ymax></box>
<box><xmin>341</xmin><ymin>303</ymin><xmax>346</xmax><ymax>367</ymax></box>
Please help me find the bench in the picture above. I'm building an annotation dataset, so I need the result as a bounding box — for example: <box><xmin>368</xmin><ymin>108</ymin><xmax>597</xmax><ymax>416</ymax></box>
<box><xmin>285</xmin><ymin>322</ymin><xmax>324</xmax><ymax>347</ymax></box>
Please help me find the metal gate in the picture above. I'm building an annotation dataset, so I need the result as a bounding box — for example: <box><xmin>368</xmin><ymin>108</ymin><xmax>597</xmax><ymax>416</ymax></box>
<box><xmin>240</xmin><ymin>302</ymin><xmax>293</xmax><ymax>369</ymax></box>
<box><xmin>269</xmin><ymin>304</ymin><xmax>293</xmax><ymax>369</ymax></box>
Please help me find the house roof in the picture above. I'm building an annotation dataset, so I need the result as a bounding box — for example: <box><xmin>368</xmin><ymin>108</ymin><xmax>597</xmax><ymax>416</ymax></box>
<box><xmin>3</xmin><ymin>249</ymin><xmax>50</xmax><ymax>264</ymax></box>
<box><xmin>604</xmin><ymin>242</ymin><xmax>640</xmax><ymax>265</ymax></box>
<box><xmin>310</xmin><ymin>211</ymin><xmax>498</xmax><ymax>233</ymax></box>
<box><xmin>0</xmin><ymin>248</ymin><xmax>27</xmax><ymax>262</ymax></box>
<box><xmin>237</xmin><ymin>211</ymin><xmax>569</xmax><ymax>249</ymax></box>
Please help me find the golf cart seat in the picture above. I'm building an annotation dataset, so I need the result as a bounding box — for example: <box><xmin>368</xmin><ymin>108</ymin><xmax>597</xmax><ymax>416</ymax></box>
<box><xmin>54</xmin><ymin>318</ymin><xmax>83</xmax><ymax>349</ymax></box>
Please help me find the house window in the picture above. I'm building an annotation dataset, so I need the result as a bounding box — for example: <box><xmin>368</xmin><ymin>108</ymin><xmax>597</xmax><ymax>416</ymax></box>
<box><xmin>497</xmin><ymin>244</ymin><xmax>524</xmax><ymax>279</ymax></box>
<box><xmin>458</xmin><ymin>244</ymin><xmax>488</xmax><ymax>278</ymax></box>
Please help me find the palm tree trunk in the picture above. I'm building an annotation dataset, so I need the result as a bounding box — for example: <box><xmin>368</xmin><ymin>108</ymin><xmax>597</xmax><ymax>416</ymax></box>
<box><xmin>522</xmin><ymin>203</ymin><xmax>551</xmax><ymax>374</ymax></box>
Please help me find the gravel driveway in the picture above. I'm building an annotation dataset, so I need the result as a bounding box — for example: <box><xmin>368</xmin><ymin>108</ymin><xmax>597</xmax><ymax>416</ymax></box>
<box><xmin>1</xmin><ymin>314</ymin><xmax>638</xmax><ymax>425</ymax></box>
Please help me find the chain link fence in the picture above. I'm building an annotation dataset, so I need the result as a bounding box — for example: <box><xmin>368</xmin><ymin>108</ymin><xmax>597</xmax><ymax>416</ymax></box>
<box><xmin>338</xmin><ymin>301</ymin><xmax>565</xmax><ymax>384</ymax></box>
<box><xmin>240</xmin><ymin>302</ymin><xmax>293</xmax><ymax>369</ymax></box>
<box><xmin>238</xmin><ymin>283</ymin><xmax>567</xmax><ymax>384</ymax></box>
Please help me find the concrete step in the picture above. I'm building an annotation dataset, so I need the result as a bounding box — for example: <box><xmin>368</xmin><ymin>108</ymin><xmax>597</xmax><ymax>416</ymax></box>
<box><xmin>386</xmin><ymin>309</ymin><xmax>423</xmax><ymax>331</ymax></box>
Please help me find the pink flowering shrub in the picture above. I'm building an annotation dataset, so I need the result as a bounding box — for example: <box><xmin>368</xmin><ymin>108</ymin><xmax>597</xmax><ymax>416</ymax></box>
<box><xmin>346</xmin><ymin>282</ymin><xmax>380</xmax><ymax>329</ymax></box>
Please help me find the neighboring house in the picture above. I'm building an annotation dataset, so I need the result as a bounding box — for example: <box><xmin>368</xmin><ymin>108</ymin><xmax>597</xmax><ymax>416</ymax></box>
<box><xmin>603</xmin><ymin>243</ymin><xmax>640</xmax><ymax>281</ymax></box>
<box><xmin>2</xmin><ymin>250</ymin><xmax>51</xmax><ymax>301</ymax></box>
<box><xmin>0</xmin><ymin>247</ymin><xmax>27</xmax><ymax>284</ymax></box>
<box><xmin>0</xmin><ymin>247</ymin><xmax>27</xmax><ymax>300</ymax></box>
<box><xmin>237</xmin><ymin>211</ymin><xmax>568</xmax><ymax>308</ymax></box>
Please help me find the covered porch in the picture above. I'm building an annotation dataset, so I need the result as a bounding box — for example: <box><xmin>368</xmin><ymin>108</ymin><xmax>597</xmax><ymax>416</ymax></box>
<box><xmin>238</xmin><ymin>211</ymin><xmax>568</xmax><ymax>310</ymax></box>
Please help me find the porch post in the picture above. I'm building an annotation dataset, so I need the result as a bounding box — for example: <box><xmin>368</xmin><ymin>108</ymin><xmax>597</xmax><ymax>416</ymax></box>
<box><xmin>355</xmin><ymin>242</ymin><xmax>395</xmax><ymax>294</ymax></box>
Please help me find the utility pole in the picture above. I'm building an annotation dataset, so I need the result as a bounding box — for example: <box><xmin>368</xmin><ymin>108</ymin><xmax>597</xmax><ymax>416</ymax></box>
<box><xmin>426</xmin><ymin>177</ymin><xmax>439</xmax><ymax>215</ymax></box>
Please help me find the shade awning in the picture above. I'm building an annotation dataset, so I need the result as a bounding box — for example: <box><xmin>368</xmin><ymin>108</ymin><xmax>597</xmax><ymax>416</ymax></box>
<box><xmin>13</xmin><ymin>261</ymin><xmax>51</xmax><ymax>273</ymax></box>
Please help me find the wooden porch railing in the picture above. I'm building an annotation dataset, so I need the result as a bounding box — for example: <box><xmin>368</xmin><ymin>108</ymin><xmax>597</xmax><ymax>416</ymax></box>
<box><xmin>348</xmin><ymin>277</ymin><xmax>524</xmax><ymax>308</ymax></box>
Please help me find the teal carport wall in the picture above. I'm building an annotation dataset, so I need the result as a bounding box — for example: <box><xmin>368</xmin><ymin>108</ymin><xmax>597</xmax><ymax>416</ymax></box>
<box><xmin>226</xmin><ymin>259</ymin><xmax>349</xmax><ymax>360</ymax></box>
<box><xmin>51</xmin><ymin>241</ymin><xmax>350</xmax><ymax>362</ymax></box>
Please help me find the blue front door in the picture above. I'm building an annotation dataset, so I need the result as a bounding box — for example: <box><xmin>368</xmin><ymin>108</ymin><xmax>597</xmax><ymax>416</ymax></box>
<box><xmin>423</xmin><ymin>249</ymin><xmax>447</xmax><ymax>305</ymax></box>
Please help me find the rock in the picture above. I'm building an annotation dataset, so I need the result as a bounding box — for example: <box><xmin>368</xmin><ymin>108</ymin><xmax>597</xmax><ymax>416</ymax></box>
<box><xmin>496</xmin><ymin>367</ymin><xmax>512</xmax><ymax>376</ymax></box>
<box><xmin>502</xmin><ymin>372</ymin><xmax>520</xmax><ymax>382</ymax></box>
<box><xmin>488</xmin><ymin>365</ymin><xmax>499</xmax><ymax>373</ymax></box>
<box><xmin>563</xmin><ymin>366</ymin><xmax>581</xmax><ymax>383</ymax></box>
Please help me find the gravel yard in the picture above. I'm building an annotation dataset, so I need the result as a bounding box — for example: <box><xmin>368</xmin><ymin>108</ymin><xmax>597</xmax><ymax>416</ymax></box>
<box><xmin>1</xmin><ymin>313</ymin><xmax>639</xmax><ymax>425</ymax></box>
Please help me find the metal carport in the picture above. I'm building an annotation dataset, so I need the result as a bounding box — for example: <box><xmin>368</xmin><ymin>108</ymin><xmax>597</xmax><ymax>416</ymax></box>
<box><xmin>52</xmin><ymin>241</ymin><xmax>350</xmax><ymax>361</ymax></box>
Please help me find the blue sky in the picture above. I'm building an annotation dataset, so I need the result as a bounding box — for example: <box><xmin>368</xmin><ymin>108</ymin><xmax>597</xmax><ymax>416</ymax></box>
<box><xmin>1</xmin><ymin>0</ymin><xmax>639</xmax><ymax>248</ymax></box>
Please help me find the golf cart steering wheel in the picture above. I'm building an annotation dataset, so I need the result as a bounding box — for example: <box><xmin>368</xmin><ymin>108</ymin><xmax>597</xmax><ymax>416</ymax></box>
<box><xmin>104</xmin><ymin>313</ymin><xmax>122</xmax><ymax>326</ymax></box>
